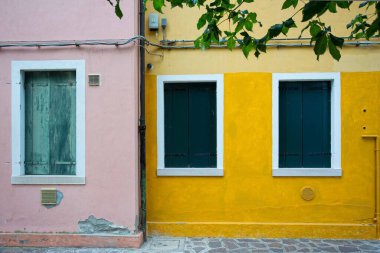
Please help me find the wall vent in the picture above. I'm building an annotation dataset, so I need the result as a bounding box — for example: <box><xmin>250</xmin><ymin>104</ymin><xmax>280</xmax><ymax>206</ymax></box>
<box><xmin>41</xmin><ymin>188</ymin><xmax>57</xmax><ymax>205</ymax></box>
<box><xmin>88</xmin><ymin>74</ymin><xmax>101</xmax><ymax>86</ymax></box>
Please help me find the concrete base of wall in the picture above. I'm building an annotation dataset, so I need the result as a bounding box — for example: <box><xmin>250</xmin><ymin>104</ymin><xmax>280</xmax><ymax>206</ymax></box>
<box><xmin>0</xmin><ymin>232</ymin><xmax>144</xmax><ymax>248</ymax></box>
<box><xmin>148</xmin><ymin>222</ymin><xmax>378</xmax><ymax>239</ymax></box>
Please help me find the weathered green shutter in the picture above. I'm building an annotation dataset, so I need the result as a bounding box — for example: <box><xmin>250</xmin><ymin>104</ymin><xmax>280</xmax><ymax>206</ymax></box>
<box><xmin>279</xmin><ymin>81</ymin><xmax>331</xmax><ymax>168</ymax></box>
<box><xmin>49</xmin><ymin>71</ymin><xmax>76</xmax><ymax>175</ymax></box>
<box><xmin>25</xmin><ymin>71</ymin><xmax>76</xmax><ymax>175</ymax></box>
<box><xmin>164</xmin><ymin>82</ymin><xmax>216</xmax><ymax>168</ymax></box>
<box><xmin>25</xmin><ymin>72</ymin><xmax>50</xmax><ymax>175</ymax></box>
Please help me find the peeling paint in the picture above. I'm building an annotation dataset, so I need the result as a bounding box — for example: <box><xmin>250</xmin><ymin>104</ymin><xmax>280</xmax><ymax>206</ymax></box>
<box><xmin>78</xmin><ymin>215</ymin><xmax>130</xmax><ymax>235</ymax></box>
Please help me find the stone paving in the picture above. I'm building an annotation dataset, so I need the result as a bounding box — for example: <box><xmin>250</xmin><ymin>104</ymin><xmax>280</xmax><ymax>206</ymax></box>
<box><xmin>1</xmin><ymin>237</ymin><xmax>380</xmax><ymax>253</ymax></box>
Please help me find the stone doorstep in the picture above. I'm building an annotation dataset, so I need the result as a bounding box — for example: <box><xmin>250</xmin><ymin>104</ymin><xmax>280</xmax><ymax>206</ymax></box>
<box><xmin>0</xmin><ymin>232</ymin><xmax>144</xmax><ymax>248</ymax></box>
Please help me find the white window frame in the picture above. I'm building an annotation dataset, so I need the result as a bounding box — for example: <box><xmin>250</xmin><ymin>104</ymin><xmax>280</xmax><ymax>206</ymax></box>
<box><xmin>12</xmin><ymin>60</ymin><xmax>86</xmax><ymax>184</ymax></box>
<box><xmin>272</xmin><ymin>73</ymin><xmax>341</xmax><ymax>177</ymax></box>
<box><xmin>157</xmin><ymin>74</ymin><xmax>224</xmax><ymax>176</ymax></box>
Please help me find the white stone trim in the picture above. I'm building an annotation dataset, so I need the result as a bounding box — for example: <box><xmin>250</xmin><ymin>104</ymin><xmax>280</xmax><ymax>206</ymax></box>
<box><xmin>272</xmin><ymin>72</ymin><xmax>341</xmax><ymax>177</ymax></box>
<box><xmin>11</xmin><ymin>60</ymin><xmax>86</xmax><ymax>184</ymax></box>
<box><xmin>157</xmin><ymin>74</ymin><xmax>224</xmax><ymax>176</ymax></box>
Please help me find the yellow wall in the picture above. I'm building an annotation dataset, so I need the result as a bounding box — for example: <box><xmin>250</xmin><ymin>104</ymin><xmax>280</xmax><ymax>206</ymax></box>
<box><xmin>145</xmin><ymin>0</ymin><xmax>380</xmax><ymax>239</ymax></box>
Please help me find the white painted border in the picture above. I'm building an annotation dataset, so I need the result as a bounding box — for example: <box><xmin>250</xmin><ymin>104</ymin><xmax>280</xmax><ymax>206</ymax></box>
<box><xmin>11</xmin><ymin>60</ymin><xmax>86</xmax><ymax>184</ymax></box>
<box><xmin>157</xmin><ymin>74</ymin><xmax>224</xmax><ymax>176</ymax></box>
<box><xmin>272</xmin><ymin>73</ymin><xmax>341</xmax><ymax>177</ymax></box>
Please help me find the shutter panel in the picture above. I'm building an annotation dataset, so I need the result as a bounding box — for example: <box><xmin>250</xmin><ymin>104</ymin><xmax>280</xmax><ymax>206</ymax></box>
<box><xmin>302</xmin><ymin>81</ymin><xmax>331</xmax><ymax>168</ymax></box>
<box><xmin>279</xmin><ymin>82</ymin><xmax>303</xmax><ymax>168</ymax></box>
<box><xmin>49</xmin><ymin>71</ymin><xmax>76</xmax><ymax>175</ymax></box>
<box><xmin>164</xmin><ymin>83</ymin><xmax>189</xmax><ymax>167</ymax></box>
<box><xmin>25</xmin><ymin>72</ymin><xmax>50</xmax><ymax>175</ymax></box>
<box><xmin>188</xmin><ymin>83</ymin><xmax>216</xmax><ymax>168</ymax></box>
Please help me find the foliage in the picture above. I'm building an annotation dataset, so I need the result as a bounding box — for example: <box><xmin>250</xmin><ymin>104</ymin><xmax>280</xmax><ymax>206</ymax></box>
<box><xmin>108</xmin><ymin>0</ymin><xmax>380</xmax><ymax>61</ymax></box>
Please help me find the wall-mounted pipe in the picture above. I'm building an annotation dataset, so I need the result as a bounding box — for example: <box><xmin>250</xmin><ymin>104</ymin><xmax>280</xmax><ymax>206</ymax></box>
<box><xmin>362</xmin><ymin>135</ymin><xmax>380</xmax><ymax>239</ymax></box>
<box><xmin>138</xmin><ymin>0</ymin><xmax>147</xmax><ymax>242</ymax></box>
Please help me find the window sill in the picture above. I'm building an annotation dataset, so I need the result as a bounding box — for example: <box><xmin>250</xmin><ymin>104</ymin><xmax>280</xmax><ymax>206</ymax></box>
<box><xmin>157</xmin><ymin>168</ymin><xmax>223</xmax><ymax>177</ymax></box>
<box><xmin>11</xmin><ymin>176</ymin><xmax>85</xmax><ymax>185</ymax></box>
<box><xmin>272</xmin><ymin>168</ymin><xmax>342</xmax><ymax>177</ymax></box>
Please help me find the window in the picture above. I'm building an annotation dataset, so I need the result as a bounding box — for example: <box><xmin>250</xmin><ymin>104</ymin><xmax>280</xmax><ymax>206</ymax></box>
<box><xmin>12</xmin><ymin>60</ymin><xmax>85</xmax><ymax>184</ymax></box>
<box><xmin>25</xmin><ymin>71</ymin><xmax>76</xmax><ymax>175</ymax></box>
<box><xmin>157</xmin><ymin>75</ymin><xmax>223</xmax><ymax>176</ymax></box>
<box><xmin>272</xmin><ymin>73</ymin><xmax>341</xmax><ymax>177</ymax></box>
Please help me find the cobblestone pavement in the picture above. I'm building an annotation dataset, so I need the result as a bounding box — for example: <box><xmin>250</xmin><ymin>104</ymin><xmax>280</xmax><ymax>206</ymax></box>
<box><xmin>1</xmin><ymin>237</ymin><xmax>380</xmax><ymax>253</ymax></box>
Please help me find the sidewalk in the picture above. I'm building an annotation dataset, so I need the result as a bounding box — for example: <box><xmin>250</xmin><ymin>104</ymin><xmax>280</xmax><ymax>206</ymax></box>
<box><xmin>1</xmin><ymin>236</ymin><xmax>380</xmax><ymax>252</ymax></box>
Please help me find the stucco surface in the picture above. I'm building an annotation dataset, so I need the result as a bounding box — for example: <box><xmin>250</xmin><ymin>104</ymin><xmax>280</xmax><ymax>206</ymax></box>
<box><xmin>145</xmin><ymin>72</ymin><xmax>380</xmax><ymax>238</ymax></box>
<box><xmin>0</xmin><ymin>1</ymin><xmax>140</xmax><ymax>232</ymax></box>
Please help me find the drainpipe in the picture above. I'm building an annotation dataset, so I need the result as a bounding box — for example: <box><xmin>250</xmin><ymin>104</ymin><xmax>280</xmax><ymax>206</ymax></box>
<box><xmin>138</xmin><ymin>0</ymin><xmax>147</xmax><ymax>241</ymax></box>
<box><xmin>362</xmin><ymin>135</ymin><xmax>380</xmax><ymax>238</ymax></box>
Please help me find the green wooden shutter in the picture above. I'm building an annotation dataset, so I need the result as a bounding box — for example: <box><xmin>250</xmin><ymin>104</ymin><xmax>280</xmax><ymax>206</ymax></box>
<box><xmin>164</xmin><ymin>82</ymin><xmax>217</xmax><ymax>168</ymax></box>
<box><xmin>302</xmin><ymin>81</ymin><xmax>331</xmax><ymax>168</ymax></box>
<box><xmin>164</xmin><ymin>83</ymin><xmax>189</xmax><ymax>167</ymax></box>
<box><xmin>25</xmin><ymin>72</ymin><xmax>50</xmax><ymax>175</ymax></box>
<box><xmin>188</xmin><ymin>83</ymin><xmax>216</xmax><ymax>168</ymax></box>
<box><xmin>279</xmin><ymin>81</ymin><xmax>331</xmax><ymax>168</ymax></box>
<box><xmin>279</xmin><ymin>82</ymin><xmax>303</xmax><ymax>168</ymax></box>
<box><xmin>49</xmin><ymin>71</ymin><xmax>76</xmax><ymax>175</ymax></box>
<box><xmin>25</xmin><ymin>71</ymin><xmax>76</xmax><ymax>175</ymax></box>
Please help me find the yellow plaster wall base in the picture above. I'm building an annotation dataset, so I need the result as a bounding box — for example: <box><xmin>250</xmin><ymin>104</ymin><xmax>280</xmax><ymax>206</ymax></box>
<box><xmin>148</xmin><ymin>222</ymin><xmax>376</xmax><ymax>239</ymax></box>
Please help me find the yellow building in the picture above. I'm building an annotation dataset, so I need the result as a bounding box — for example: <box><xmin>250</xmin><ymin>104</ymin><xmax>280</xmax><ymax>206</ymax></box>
<box><xmin>144</xmin><ymin>0</ymin><xmax>380</xmax><ymax>239</ymax></box>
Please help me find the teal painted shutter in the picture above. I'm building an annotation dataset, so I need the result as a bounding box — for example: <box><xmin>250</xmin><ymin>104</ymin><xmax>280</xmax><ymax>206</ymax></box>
<box><xmin>279</xmin><ymin>82</ymin><xmax>303</xmax><ymax>168</ymax></box>
<box><xmin>164</xmin><ymin>82</ymin><xmax>217</xmax><ymax>168</ymax></box>
<box><xmin>279</xmin><ymin>81</ymin><xmax>331</xmax><ymax>168</ymax></box>
<box><xmin>49</xmin><ymin>71</ymin><xmax>76</xmax><ymax>175</ymax></box>
<box><xmin>188</xmin><ymin>83</ymin><xmax>216</xmax><ymax>168</ymax></box>
<box><xmin>302</xmin><ymin>81</ymin><xmax>331</xmax><ymax>168</ymax></box>
<box><xmin>25</xmin><ymin>71</ymin><xmax>76</xmax><ymax>175</ymax></box>
<box><xmin>164</xmin><ymin>83</ymin><xmax>189</xmax><ymax>167</ymax></box>
<box><xmin>25</xmin><ymin>72</ymin><xmax>50</xmax><ymax>175</ymax></box>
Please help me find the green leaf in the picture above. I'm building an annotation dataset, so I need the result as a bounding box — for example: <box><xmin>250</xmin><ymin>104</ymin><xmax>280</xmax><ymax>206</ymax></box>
<box><xmin>330</xmin><ymin>34</ymin><xmax>344</xmax><ymax>48</ymax></box>
<box><xmin>359</xmin><ymin>1</ymin><xmax>369</xmax><ymax>8</ymax></box>
<box><xmin>227</xmin><ymin>37</ymin><xmax>235</xmax><ymax>50</ymax></box>
<box><xmin>310</xmin><ymin>23</ymin><xmax>321</xmax><ymax>37</ymax></box>
<box><xmin>153</xmin><ymin>0</ymin><xmax>165</xmax><ymax>13</ymax></box>
<box><xmin>235</xmin><ymin>20</ymin><xmax>245</xmax><ymax>33</ymax></box>
<box><xmin>302</xmin><ymin>1</ymin><xmax>329</xmax><ymax>22</ymax></box>
<box><xmin>268</xmin><ymin>24</ymin><xmax>283</xmax><ymax>39</ymax></box>
<box><xmin>197</xmin><ymin>14</ymin><xmax>207</xmax><ymax>29</ymax></box>
<box><xmin>281</xmin><ymin>26</ymin><xmax>289</xmax><ymax>35</ymax></box>
<box><xmin>245</xmin><ymin>20</ymin><xmax>253</xmax><ymax>31</ymax></box>
<box><xmin>366</xmin><ymin>18</ymin><xmax>380</xmax><ymax>39</ymax></box>
<box><xmin>328</xmin><ymin>37</ymin><xmax>341</xmax><ymax>61</ymax></box>
<box><xmin>247</xmin><ymin>13</ymin><xmax>257</xmax><ymax>23</ymax></box>
<box><xmin>328</xmin><ymin>2</ymin><xmax>337</xmax><ymax>13</ymax></box>
<box><xmin>336</xmin><ymin>1</ymin><xmax>351</xmax><ymax>9</ymax></box>
<box><xmin>242</xmin><ymin>43</ymin><xmax>253</xmax><ymax>58</ymax></box>
<box><xmin>284</xmin><ymin>18</ymin><xmax>296</xmax><ymax>28</ymax></box>
<box><xmin>257</xmin><ymin>43</ymin><xmax>266</xmax><ymax>53</ymax></box>
<box><xmin>115</xmin><ymin>1</ymin><xmax>123</xmax><ymax>19</ymax></box>
<box><xmin>282</xmin><ymin>0</ymin><xmax>295</xmax><ymax>10</ymax></box>
<box><xmin>314</xmin><ymin>34</ymin><xmax>328</xmax><ymax>60</ymax></box>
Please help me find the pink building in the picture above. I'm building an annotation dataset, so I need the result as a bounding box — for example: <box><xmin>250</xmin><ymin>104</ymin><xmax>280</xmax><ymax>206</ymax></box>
<box><xmin>0</xmin><ymin>0</ymin><xmax>144</xmax><ymax>247</ymax></box>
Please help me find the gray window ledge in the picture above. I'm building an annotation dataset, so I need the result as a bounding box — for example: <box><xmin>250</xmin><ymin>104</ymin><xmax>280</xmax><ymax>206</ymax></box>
<box><xmin>11</xmin><ymin>176</ymin><xmax>85</xmax><ymax>185</ymax></box>
<box><xmin>272</xmin><ymin>168</ymin><xmax>342</xmax><ymax>177</ymax></box>
<box><xmin>157</xmin><ymin>168</ymin><xmax>223</xmax><ymax>177</ymax></box>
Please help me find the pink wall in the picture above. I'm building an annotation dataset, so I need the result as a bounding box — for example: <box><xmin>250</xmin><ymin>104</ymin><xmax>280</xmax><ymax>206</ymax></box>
<box><xmin>0</xmin><ymin>1</ymin><xmax>140</xmax><ymax>232</ymax></box>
